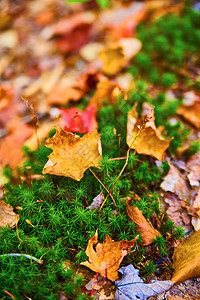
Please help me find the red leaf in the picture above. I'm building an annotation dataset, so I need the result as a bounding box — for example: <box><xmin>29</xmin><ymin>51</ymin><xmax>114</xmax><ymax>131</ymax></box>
<box><xmin>58</xmin><ymin>104</ymin><xmax>97</xmax><ymax>134</ymax></box>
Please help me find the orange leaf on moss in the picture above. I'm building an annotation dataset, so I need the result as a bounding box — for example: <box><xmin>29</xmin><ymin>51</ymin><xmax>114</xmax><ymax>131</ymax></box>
<box><xmin>42</xmin><ymin>127</ymin><xmax>102</xmax><ymax>181</ymax></box>
<box><xmin>127</xmin><ymin>103</ymin><xmax>172</xmax><ymax>160</ymax></box>
<box><xmin>81</xmin><ymin>230</ymin><xmax>138</xmax><ymax>281</ymax></box>
<box><xmin>126</xmin><ymin>197</ymin><xmax>160</xmax><ymax>246</ymax></box>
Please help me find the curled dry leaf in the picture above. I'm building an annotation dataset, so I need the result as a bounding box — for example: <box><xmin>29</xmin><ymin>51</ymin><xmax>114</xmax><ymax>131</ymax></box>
<box><xmin>81</xmin><ymin>230</ymin><xmax>138</xmax><ymax>281</ymax></box>
<box><xmin>177</xmin><ymin>101</ymin><xmax>200</xmax><ymax>129</ymax></box>
<box><xmin>171</xmin><ymin>229</ymin><xmax>200</xmax><ymax>283</ymax></box>
<box><xmin>58</xmin><ymin>104</ymin><xmax>97</xmax><ymax>134</ymax></box>
<box><xmin>127</xmin><ymin>103</ymin><xmax>172</xmax><ymax>160</ymax></box>
<box><xmin>90</xmin><ymin>80</ymin><xmax>122</xmax><ymax>109</ymax></box>
<box><xmin>0</xmin><ymin>200</ymin><xmax>19</xmax><ymax>228</ymax></box>
<box><xmin>126</xmin><ymin>197</ymin><xmax>160</xmax><ymax>246</ymax></box>
<box><xmin>42</xmin><ymin>126</ymin><xmax>102</xmax><ymax>181</ymax></box>
<box><xmin>99</xmin><ymin>38</ymin><xmax>141</xmax><ymax>76</ymax></box>
<box><xmin>161</xmin><ymin>163</ymin><xmax>190</xmax><ymax>201</ymax></box>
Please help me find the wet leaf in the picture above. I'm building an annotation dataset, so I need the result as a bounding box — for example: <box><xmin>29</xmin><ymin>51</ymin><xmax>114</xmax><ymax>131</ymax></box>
<box><xmin>58</xmin><ymin>104</ymin><xmax>97</xmax><ymax>134</ymax></box>
<box><xmin>126</xmin><ymin>197</ymin><xmax>160</xmax><ymax>246</ymax></box>
<box><xmin>127</xmin><ymin>103</ymin><xmax>172</xmax><ymax>160</ymax></box>
<box><xmin>0</xmin><ymin>200</ymin><xmax>19</xmax><ymax>228</ymax></box>
<box><xmin>115</xmin><ymin>264</ymin><xmax>173</xmax><ymax>300</ymax></box>
<box><xmin>177</xmin><ymin>102</ymin><xmax>200</xmax><ymax>129</ymax></box>
<box><xmin>171</xmin><ymin>229</ymin><xmax>200</xmax><ymax>283</ymax></box>
<box><xmin>42</xmin><ymin>126</ymin><xmax>102</xmax><ymax>181</ymax></box>
<box><xmin>81</xmin><ymin>230</ymin><xmax>138</xmax><ymax>281</ymax></box>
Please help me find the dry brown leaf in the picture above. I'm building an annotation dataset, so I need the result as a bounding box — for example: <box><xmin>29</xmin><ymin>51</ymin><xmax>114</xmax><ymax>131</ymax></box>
<box><xmin>186</xmin><ymin>152</ymin><xmax>200</xmax><ymax>187</ymax></box>
<box><xmin>127</xmin><ymin>103</ymin><xmax>172</xmax><ymax>160</ymax></box>
<box><xmin>81</xmin><ymin>230</ymin><xmax>138</xmax><ymax>281</ymax></box>
<box><xmin>99</xmin><ymin>38</ymin><xmax>141</xmax><ymax>76</ymax></box>
<box><xmin>171</xmin><ymin>229</ymin><xmax>200</xmax><ymax>283</ymax></box>
<box><xmin>89</xmin><ymin>80</ymin><xmax>121</xmax><ymax>109</ymax></box>
<box><xmin>191</xmin><ymin>188</ymin><xmax>200</xmax><ymax>231</ymax></box>
<box><xmin>177</xmin><ymin>102</ymin><xmax>200</xmax><ymax>129</ymax></box>
<box><xmin>126</xmin><ymin>197</ymin><xmax>160</xmax><ymax>246</ymax></box>
<box><xmin>161</xmin><ymin>163</ymin><xmax>191</xmax><ymax>201</ymax></box>
<box><xmin>0</xmin><ymin>200</ymin><xmax>19</xmax><ymax>228</ymax></box>
<box><xmin>42</xmin><ymin>126</ymin><xmax>102</xmax><ymax>181</ymax></box>
<box><xmin>164</xmin><ymin>193</ymin><xmax>192</xmax><ymax>231</ymax></box>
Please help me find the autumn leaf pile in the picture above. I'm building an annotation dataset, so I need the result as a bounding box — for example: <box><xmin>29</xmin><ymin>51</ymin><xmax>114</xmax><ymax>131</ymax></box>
<box><xmin>0</xmin><ymin>0</ymin><xmax>200</xmax><ymax>299</ymax></box>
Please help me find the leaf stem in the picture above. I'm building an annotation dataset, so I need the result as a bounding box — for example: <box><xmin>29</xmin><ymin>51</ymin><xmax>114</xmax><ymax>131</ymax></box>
<box><xmin>90</xmin><ymin>272</ymin><xmax>99</xmax><ymax>297</ymax></box>
<box><xmin>89</xmin><ymin>168</ymin><xmax>117</xmax><ymax>207</ymax></box>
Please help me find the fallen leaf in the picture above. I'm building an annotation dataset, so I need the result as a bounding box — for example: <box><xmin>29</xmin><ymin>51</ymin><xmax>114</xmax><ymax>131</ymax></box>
<box><xmin>161</xmin><ymin>163</ymin><xmax>190</xmax><ymax>201</ymax></box>
<box><xmin>171</xmin><ymin>229</ymin><xmax>200</xmax><ymax>283</ymax></box>
<box><xmin>126</xmin><ymin>197</ymin><xmax>161</xmax><ymax>246</ymax></box>
<box><xmin>51</xmin><ymin>12</ymin><xmax>95</xmax><ymax>53</ymax></box>
<box><xmin>42</xmin><ymin>126</ymin><xmax>102</xmax><ymax>181</ymax></box>
<box><xmin>115</xmin><ymin>264</ymin><xmax>173</xmax><ymax>300</ymax></box>
<box><xmin>0</xmin><ymin>120</ymin><xmax>34</xmax><ymax>168</ymax></box>
<box><xmin>164</xmin><ymin>193</ymin><xmax>192</xmax><ymax>230</ymax></box>
<box><xmin>58</xmin><ymin>104</ymin><xmax>98</xmax><ymax>134</ymax></box>
<box><xmin>99</xmin><ymin>38</ymin><xmax>141</xmax><ymax>76</ymax></box>
<box><xmin>127</xmin><ymin>103</ymin><xmax>172</xmax><ymax>160</ymax></box>
<box><xmin>186</xmin><ymin>152</ymin><xmax>200</xmax><ymax>187</ymax></box>
<box><xmin>191</xmin><ymin>188</ymin><xmax>200</xmax><ymax>231</ymax></box>
<box><xmin>177</xmin><ymin>101</ymin><xmax>200</xmax><ymax>129</ymax></box>
<box><xmin>0</xmin><ymin>201</ymin><xmax>19</xmax><ymax>228</ymax></box>
<box><xmin>90</xmin><ymin>80</ymin><xmax>121</xmax><ymax>109</ymax></box>
<box><xmin>85</xmin><ymin>274</ymin><xmax>116</xmax><ymax>299</ymax></box>
<box><xmin>81</xmin><ymin>230</ymin><xmax>138</xmax><ymax>281</ymax></box>
<box><xmin>87</xmin><ymin>191</ymin><xmax>104</xmax><ymax>210</ymax></box>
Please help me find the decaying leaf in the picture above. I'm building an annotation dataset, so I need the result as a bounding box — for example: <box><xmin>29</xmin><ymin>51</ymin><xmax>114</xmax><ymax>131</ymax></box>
<box><xmin>171</xmin><ymin>229</ymin><xmax>200</xmax><ymax>283</ymax></box>
<box><xmin>191</xmin><ymin>188</ymin><xmax>200</xmax><ymax>231</ymax></box>
<box><xmin>99</xmin><ymin>38</ymin><xmax>141</xmax><ymax>76</ymax></box>
<box><xmin>186</xmin><ymin>152</ymin><xmax>200</xmax><ymax>187</ymax></box>
<box><xmin>161</xmin><ymin>163</ymin><xmax>190</xmax><ymax>201</ymax></box>
<box><xmin>0</xmin><ymin>200</ymin><xmax>19</xmax><ymax>228</ymax></box>
<box><xmin>177</xmin><ymin>102</ymin><xmax>200</xmax><ymax>129</ymax></box>
<box><xmin>81</xmin><ymin>230</ymin><xmax>138</xmax><ymax>281</ymax></box>
<box><xmin>126</xmin><ymin>198</ymin><xmax>160</xmax><ymax>246</ymax></box>
<box><xmin>127</xmin><ymin>103</ymin><xmax>172</xmax><ymax>160</ymax></box>
<box><xmin>58</xmin><ymin>104</ymin><xmax>97</xmax><ymax>134</ymax></box>
<box><xmin>90</xmin><ymin>80</ymin><xmax>122</xmax><ymax>109</ymax></box>
<box><xmin>87</xmin><ymin>191</ymin><xmax>104</xmax><ymax>210</ymax></box>
<box><xmin>42</xmin><ymin>126</ymin><xmax>102</xmax><ymax>181</ymax></box>
<box><xmin>115</xmin><ymin>264</ymin><xmax>174</xmax><ymax>300</ymax></box>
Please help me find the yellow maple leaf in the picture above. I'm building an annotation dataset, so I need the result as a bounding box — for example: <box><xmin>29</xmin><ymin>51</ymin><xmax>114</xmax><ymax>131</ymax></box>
<box><xmin>81</xmin><ymin>230</ymin><xmax>138</xmax><ymax>281</ymax></box>
<box><xmin>127</xmin><ymin>103</ymin><xmax>172</xmax><ymax>160</ymax></box>
<box><xmin>42</xmin><ymin>127</ymin><xmax>102</xmax><ymax>181</ymax></box>
<box><xmin>171</xmin><ymin>229</ymin><xmax>200</xmax><ymax>283</ymax></box>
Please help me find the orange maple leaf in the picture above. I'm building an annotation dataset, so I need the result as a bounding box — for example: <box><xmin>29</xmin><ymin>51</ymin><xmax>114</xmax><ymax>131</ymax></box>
<box><xmin>81</xmin><ymin>230</ymin><xmax>138</xmax><ymax>281</ymax></box>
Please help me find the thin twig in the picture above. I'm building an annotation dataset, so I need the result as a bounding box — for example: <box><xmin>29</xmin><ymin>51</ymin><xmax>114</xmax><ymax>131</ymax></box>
<box><xmin>89</xmin><ymin>168</ymin><xmax>117</xmax><ymax>207</ymax></box>
<box><xmin>100</xmin><ymin>125</ymin><xmax>145</xmax><ymax>210</ymax></box>
<box><xmin>0</xmin><ymin>253</ymin><xmax>43</xmax><ymax>264</ymax></box>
